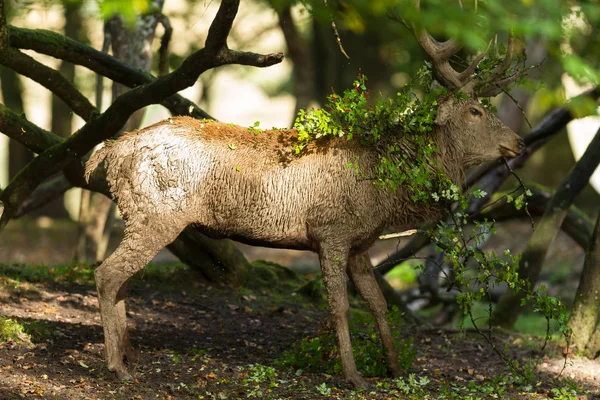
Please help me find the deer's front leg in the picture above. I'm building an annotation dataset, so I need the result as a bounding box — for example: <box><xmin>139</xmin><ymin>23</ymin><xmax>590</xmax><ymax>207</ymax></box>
<box><xmin>95</xmin><ymin>255</ymin><xmax>136</xmax><ymax>381</ymax></box>
<box><xmin>319</xmin><ymin>245</ymin><xmax>367</xmax><ymax>388</ymax></box>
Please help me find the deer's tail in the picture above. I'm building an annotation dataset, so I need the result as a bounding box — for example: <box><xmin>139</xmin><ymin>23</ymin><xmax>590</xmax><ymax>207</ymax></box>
<box><xmin>84</xmin><ymin>142</ymin><xmax>112</xmax><ymax>183</ymax></box>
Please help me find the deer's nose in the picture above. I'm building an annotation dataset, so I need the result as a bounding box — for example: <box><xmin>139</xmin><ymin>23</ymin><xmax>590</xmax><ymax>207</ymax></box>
<box><xmin>518</xmin><ymin>139</ymin><xmax>526</xmax><ymax>154</ymax></box>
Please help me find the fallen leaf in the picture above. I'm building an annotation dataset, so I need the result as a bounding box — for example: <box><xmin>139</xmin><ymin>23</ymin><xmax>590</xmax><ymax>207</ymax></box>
<box><xmin>206</xmin><ymin>371</ymin><xmax>217</xmax><ymax>380</ymax></box>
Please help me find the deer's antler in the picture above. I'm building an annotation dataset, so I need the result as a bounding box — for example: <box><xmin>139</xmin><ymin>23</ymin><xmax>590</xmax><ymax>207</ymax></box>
<box><xmin>405</xmin><ymin>0</ymin><xmax>519</xmax><ymax>98</ymax></box>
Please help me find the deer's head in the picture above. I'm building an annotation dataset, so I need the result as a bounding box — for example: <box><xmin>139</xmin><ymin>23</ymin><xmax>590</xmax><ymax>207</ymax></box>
<box><xmin>405</xmin><ymin>0</ymin><xmax>525</xmax><ymax>166</ymax></box>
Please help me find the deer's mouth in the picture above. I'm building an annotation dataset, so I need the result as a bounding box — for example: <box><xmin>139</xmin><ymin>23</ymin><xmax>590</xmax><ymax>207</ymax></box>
<box><xmin>499</xmin><ymin>145</ymin><xmax>521</xmax><ymax>158</ymax></box>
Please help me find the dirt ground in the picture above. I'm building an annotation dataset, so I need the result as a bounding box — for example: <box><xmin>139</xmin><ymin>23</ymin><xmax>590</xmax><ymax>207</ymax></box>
<box><xmin>0</xmin><ymin>262</ymin><xmax>599</xmax><ymax>400</ymax></box>
<box><xmin>1</xmin><ymin>218</ymin><xmax>599</xmax><ymax>399</ymax></box>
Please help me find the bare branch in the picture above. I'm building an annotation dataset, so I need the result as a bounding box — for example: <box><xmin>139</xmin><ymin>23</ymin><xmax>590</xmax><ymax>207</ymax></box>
<box><xmin>205</xmin><ymin>0</ymin><xmax>239</xmax><ymax>51</ymax></box>
<box><xmin>379</xmin><ymin>229</ymin><xmax>419</xmax><ymax>240</ymax></box>
<box><xmin>0</xmin><ymin>47</ymin><xmax>96</xmax><ymax>120</ymax></box>
<box><xmin>7</xmin><ymin>26</ymin><xmax>214</xmax><ymax>120</ymax></box>
<box><xmin>155</xmin><ymin>12</ymin><xmax>172</xmax><ymax>77</ymax></box>
<box><xmin>14</xmin><ymin>174</ymin><xmax>73</xmax><ymax>218</ymax></box>
<box><xmin>216</xmin><ymin>49</ymin><xmax>283</xmax><ymax>67</ymax></box>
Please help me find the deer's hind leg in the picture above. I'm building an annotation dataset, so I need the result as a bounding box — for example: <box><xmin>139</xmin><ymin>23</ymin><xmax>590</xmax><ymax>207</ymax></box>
<box><xmin>94</xmin><ymin>221</ymin><xmax>184</xmax><ymax>380</ymax></box>
<box><xmin>348</xmin><ymin>252</ymin><xmax>401</xmax><ymax>377</ymax></box>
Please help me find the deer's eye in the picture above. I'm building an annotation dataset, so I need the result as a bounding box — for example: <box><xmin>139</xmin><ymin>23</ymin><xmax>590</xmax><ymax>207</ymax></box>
<box><xmin>470</xmin><ymin>108</ymin><xmax>482</xmax><ymax>116</ymax></box>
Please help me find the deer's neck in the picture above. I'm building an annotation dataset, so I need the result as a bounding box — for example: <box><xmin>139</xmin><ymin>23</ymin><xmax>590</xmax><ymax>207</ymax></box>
<box><xmin>433</xmin><ymin>126</ymin><xmax>467</xmax><ymax>186</ymax></box>
<box><xmin>382</xmin><ymin>128</ymin><xmax>467</xmax><ymax>229</ymax></box>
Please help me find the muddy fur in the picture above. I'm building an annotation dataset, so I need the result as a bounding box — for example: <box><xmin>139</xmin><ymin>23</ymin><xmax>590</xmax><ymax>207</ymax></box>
<box><xmin>85</xmin><ymin>95</ymin><xmax>523</xmax><ymax>387</ymax></box>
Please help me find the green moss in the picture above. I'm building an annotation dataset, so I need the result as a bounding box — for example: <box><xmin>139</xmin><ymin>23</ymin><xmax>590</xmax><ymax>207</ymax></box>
<box><xmin>0</xmin><ymin>263</ymin><xmax>95</xmax><ymax>286</ymax></box>
<box><xmin>243</xmin><ymin>260</ymin><xmax>303</xmax><ymax>291</ymax></box>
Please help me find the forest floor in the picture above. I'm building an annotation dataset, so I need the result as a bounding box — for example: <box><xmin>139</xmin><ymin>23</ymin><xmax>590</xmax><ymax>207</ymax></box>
<box><xmin>0</xmin><ymin>260</ymin><xmax>599</xmax><ymax>400</ymax></box>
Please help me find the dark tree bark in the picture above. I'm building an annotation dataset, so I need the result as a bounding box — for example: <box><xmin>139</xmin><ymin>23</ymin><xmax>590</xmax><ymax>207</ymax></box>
<box><xmin>568</xmin><ymin>211</ymin><xmax>600</xmax><ymax>355</ymax></box>
<box><xmin>492</xmin><ymin>127</ymin><xmax>600</xmax><ymax>328</ymax></box>
<box><xmin>0</xmin><ymin>66</ymin><xmax>32</xmax><ymax>180</ymax></box>
<box><xmin>167</xmin><ymin>226</ymin><xmax>250</xmax><ymax>285</ymax></box>
<box><xmin>277</xmin><ymin>6</ymin><xmax>314</xmax><ymax>121</ymax></box>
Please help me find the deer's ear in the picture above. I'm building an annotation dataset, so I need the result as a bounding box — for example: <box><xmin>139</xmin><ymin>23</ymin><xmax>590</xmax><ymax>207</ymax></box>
<box><xmin>435</xmin><ymin>100</ymin><xmax>453</xmax><ymax>126</ymax></box>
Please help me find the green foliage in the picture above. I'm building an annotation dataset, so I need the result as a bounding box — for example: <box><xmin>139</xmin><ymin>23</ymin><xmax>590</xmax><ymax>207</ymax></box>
<box><xmin>294</xmin><ymin>73</ymin><xmax>451</xmax><ymax>204</ymax></box>
<box><xmin>386</xmin><ymin>261</ymin><xmax>419</xmax><ymax>285</ymax></box>
<box><xmin>98</xmin><ymin>0</ymin><xmax>158</xmax><ymax>26</ymax></box>
<box><xmin>315</xmin><ymin>382</ymin><xmax>332</xmax><ymax>396</ymax></box>
<box><xmin>276</xmin><ymin>307</ymin><xmax>415</xmax><ymax>377</ymax></box>
<box><xmin>244</xmin><ymin>364</ymin><xmax>277</xmax><ymax>384</ymax></box>
<box><xmin>431</xmin><ymin>192</ymin><xmax>571</xmax><ymax>379</ymax></box>
<box><xmin>248</xmin><ymin>121</ymin><xmax>262</xmax><ymax>136</ymax></box>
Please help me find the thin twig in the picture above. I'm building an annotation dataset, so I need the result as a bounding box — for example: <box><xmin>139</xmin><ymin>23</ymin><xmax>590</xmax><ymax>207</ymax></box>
<box><xmin>502</xmin><ymin>158</ymin><xmax>535</xmax><ymax>230</ymax></box>
<box><xmin>500</xmin><ymin>87</ymin><xmax>532</xmax><ymax>129</ymax></box>
<box><xmin>324</xmin><ymin>0</ymin><xmax>350</xmax><ymax>59</ymax></box>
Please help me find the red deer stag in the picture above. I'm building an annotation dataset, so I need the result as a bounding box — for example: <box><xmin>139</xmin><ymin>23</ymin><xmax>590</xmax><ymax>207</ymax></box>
<box><xmin>85</xmin><ymin>10</ymin><xmax>524</xmax><ymax>388</ymax></box>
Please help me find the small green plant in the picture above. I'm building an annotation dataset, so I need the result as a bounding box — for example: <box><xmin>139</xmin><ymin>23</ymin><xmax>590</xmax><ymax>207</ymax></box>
<box><xmin>395</xmin><ymin>373</ymin><xmax>430</xmax><ymax>396</ymax></box>
<box><xmin>315</xmin><ymin>382</ymin><xmax>332</xmax><ymax>396</ymax></box>
<box><xmin>248</xmin><ymin>120</ymin><xmax>261</xmax><ymax>135</ymax></box>
<box><xmin>245</xmin><ymin>363</ymin><xmax>277</xmax><ymax>384</ymax></box>
<box><xmin>0</xmin><ymin>316</ymin><xmax>31</xmax><ymax>344</ymax></box>
<box><xmin>188</xmin><ymin>347</ymin><xmax>207</xmax><ymax>361</ymax></box>
<box><xmin>276</xmin><ymin>307</ymin><xmax>415</xmax><ymax>377</ymax></box>
<box><xmin>170</xmin><ymin>352</ymin><xmax>182</xmax><ymax>364</ymax></box>
<box><xmin>550</xmin><ymin>387</ymin><xmax>578</xmax><ymax>400</ymax></box>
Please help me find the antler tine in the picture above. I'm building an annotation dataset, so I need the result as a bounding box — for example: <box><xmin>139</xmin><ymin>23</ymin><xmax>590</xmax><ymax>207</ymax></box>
<box><xmin>413</xmin><ymin>0</ymin><xmax>465</xmax><ymax>90</ymax></box>
<box><xmin>481</xmin><ymin>33</ymin><xmax>516</xmax><ymax>85</ymax></box>
<box><xmin>458</xmin><ymin>40</ymin><xmax>492</xmax><ymax>82</ymax></box>
<box><xmin>477</xmin><ymin>72</ymin><xmax>520</xmax><ymax>97</ymax></box>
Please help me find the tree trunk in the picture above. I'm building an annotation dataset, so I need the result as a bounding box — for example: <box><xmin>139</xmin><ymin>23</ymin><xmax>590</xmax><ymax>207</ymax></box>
<box><xmin>492</xmin><ymin>127</ymin><xmax>600</xmax><ymax>328</ymax></box>
<box><xmin>569</xmin><ymin>211</ymin><xmax>600</xmax><ymax>354</ymax></box>
<box><xmin>167</xmin><ymin>227</ymin><xmax>250</xmax><ymax>285</ymax></box>
<box><xmin>277</xmin><ymin>6</ymin><xmax>314</xmax><ymax>122</ymax></box>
